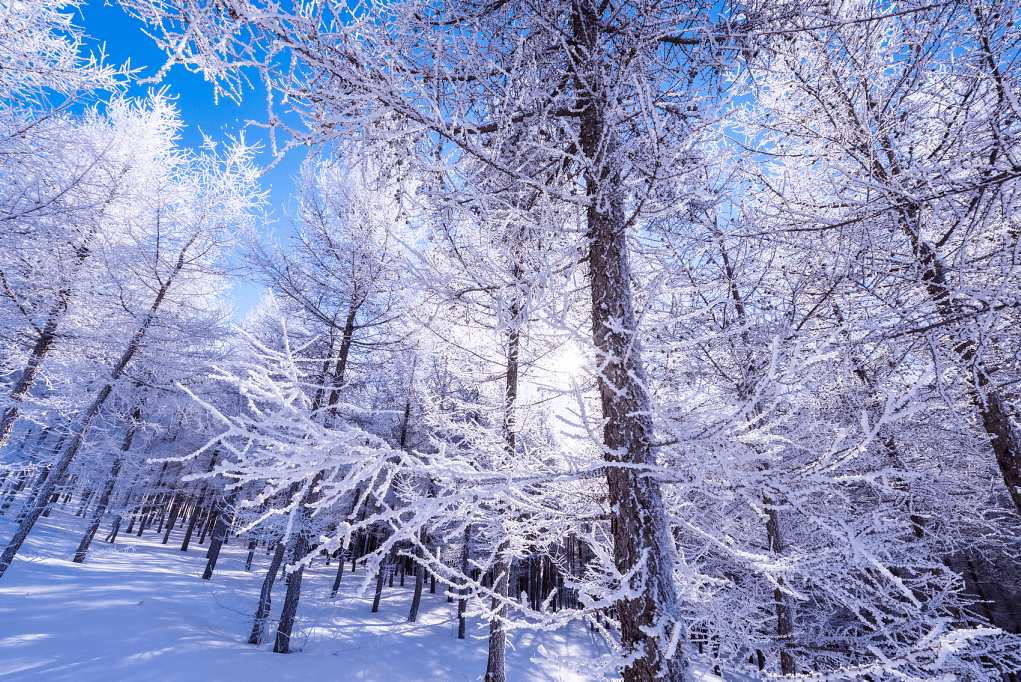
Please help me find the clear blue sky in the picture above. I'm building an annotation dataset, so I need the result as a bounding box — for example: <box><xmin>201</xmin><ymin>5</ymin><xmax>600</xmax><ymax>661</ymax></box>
<box><xmin>80</xmin><ymin>0</ymin><xmax>306</xmax><ymax>318</ymax></box>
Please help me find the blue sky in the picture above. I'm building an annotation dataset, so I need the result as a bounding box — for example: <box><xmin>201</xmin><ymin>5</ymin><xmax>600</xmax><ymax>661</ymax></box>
<box><xmin>80</xmin><ymin>0</ymin><xmax>307</xmax><ymax>319</ymax></box>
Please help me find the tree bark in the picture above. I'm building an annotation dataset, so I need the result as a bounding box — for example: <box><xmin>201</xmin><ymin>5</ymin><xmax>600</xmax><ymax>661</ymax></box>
<box><xmin>0</xmin><ymin>234</ymin><xmax>194</xmax><ymax>579</ymax></box>
<box><xmin>458</xmin><ymin>525</ymin><xmax>470</xmax><ymax>639</ymax></box>
<box><xmin>273</xmin><ymin>531</ymin><xmax>309</xmax><ymax>653</ymax></box>
<box><xmin>0</xmin><ymin>299</ymin><xmax>67</xmax><ymax>450</ymax></box>
<box><xmin>573</xmin><ymin>4</ymin><xmax>683</xmax><ymax>677</ymax></box>
<box><xmin>273</xmin><ymin>473</ymin><xmax>322</xmax><ymax>653</ymax></box>
<box><xmin>73</xmin><ymin>408</ymin><xmax>139</xmax><ymax>563</ymax></box>
<box><xmin>487</xmin><ymin>306</ymin><xmax>519</xmax><ymax>682</ymax></box>
<box><xmin>203</xmin><ymin>491</ymin><xmax>237</xmax><ymax>579</ymax></box>
<box><xmin>181</xmin><ymin>495</ymin><xmax>205</xmax><ymax>552</ymax></box>
<box><xmin>161</xmin><ymin>492</ymin><xmax>184</xmax><ymax>545</ymax></box>
<box><xmin>372</xmin><ymin>542</ymin><xmax>396</xmax><ymax>613</ymax></box>
<box><xmin>330</xmin><ymin>548</ymin><xmax>346</xmax><ymax>597</ymax></box>
<box><xmin>408</xmin><ymin>544</ymin><xmax>424</xmax><ymax>622</ymax></box>
<box><xmin>765</xmin><ymin>505</ymin><xmax>795</xmax><ymax>675</ymax></box>
<box><xmin>249</xmin><ymin>541</ymin><xmax>285</xmax><ymax>645</ymax></box>
<box><xmin>245</xmin><ymin>538</ymin><xmax>257</xmax><ymax>571</ymax></box>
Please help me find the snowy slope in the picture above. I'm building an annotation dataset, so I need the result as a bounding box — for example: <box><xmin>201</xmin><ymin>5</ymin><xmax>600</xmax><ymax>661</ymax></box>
<box><xmin>0</xmin><ymin>509</ymin><xmax>612</xmax><ymax>681</ymax></box>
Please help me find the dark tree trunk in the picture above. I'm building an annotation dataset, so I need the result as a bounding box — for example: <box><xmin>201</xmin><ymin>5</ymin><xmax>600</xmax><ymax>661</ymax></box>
<box><xmin>766</xmin><ymin>505</ymin><xmax>795</xmax><ymax>675</ymax></box>
<box><xmin>0</xmin><ymin>300</ymin><xmax>68</xmax><ymax>450</ymax></box>
<box><xmin>198</xmin><ymin>506</ymin><xmax>217</xmax><ymax>545</ymax></box>
<box><xmin>73</xmin><ymin>409</ymin><xmax>138</xmax><ymax>563</ymax></box>
<box><xmin>203</xmin><ymin>492</ymin><xmax>237</xmax><ymax>579</ymax></box>
<box><xmin>487</xmin><ymin>308</ymin><xmax>519</xmax><ymax>682</ymax></box>
<box><xmin>408</xmin><ymin>545</ymin><xmax>424</xmax><ymax>622</ymax></box>
<box><xmin>572</xmin><ymin>4</ymin><xmax>684</xmax><ymax>678</ymax></box>
<box><xmin>105</xmin><ymin>516</ymin><xmax>122</xmax><ymax>543</ymax></box>
<box><xmin>273</xmin><ymin>532</ymin><xmax>309</xmax><ymax>653</ymax></box>
<box><xmin>272</xmin><ymin>473</ymin><xmax>322</xmax><ymax>653</ymax></box>
<box><xmin>180</xmin><ymin>495</ymin><xmax>205</xmax><ymax>552</ymax></box>
<box><xmin>373</xmin><ymin>543</ymin><xmax>396</xmax><ymax>613</ymax></box>
<box><xmin>458</xmin><ymin>526</ymin><xmax>470</xmax><ymax>639</ymax></box>
<box><xmin>485</xmin><ymin>553</ymin><xmax>509</xmax><ymax>682</ymax></box>
<box><xmin>249</xmin><ymin>541</ymin><xmax>286</xmax><ymax>645</ymax></box>
<box><xmin>161</xmin><ymin>492</ymin><xmax>184</xmax><ymax>545</ymax></box>
<box><xmin>325</xmin><ymin>300</ymin><xmax>360</xmax><ymax>413</ymax></box>
<box><xmin>245</xmin><ymin>538</ymin><xmax>257</xmax><ymax>572</ymax></box>
<box><xmin>330</xmin><ymin>548</ymin><xmax>346</xmax><ymax>598</ymax></box>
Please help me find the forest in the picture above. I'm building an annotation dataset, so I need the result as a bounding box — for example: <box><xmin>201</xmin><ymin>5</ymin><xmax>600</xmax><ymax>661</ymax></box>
<box><xmin>1</xmin><ymin>0</ymin><xmax>1020</xmax><ymax>680</ymax></box>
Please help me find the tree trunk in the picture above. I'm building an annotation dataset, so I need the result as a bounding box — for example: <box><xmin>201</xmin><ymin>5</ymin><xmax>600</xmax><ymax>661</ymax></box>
<box><xmin>249</xmin><ymin>541</ymin><xmax>285</xmax><ymax>645</ymax></box>
<box><xmin>408</xmin><ymin>545</ymin><xmax>424</xmax><ymax>622</ymax></box>
<box><xmin>273</xmin><ymin>531</ymin><xmax>309</xmax><ymax>653</ymax></box>
<box><xmin>203</xmin><ymin>491</ymin><xmax>237</xmax><ymax>579</ymax></box>
<box><xmin>198</xmin><ymin>505</ymin><xmax>217</xmax><ymax>545</ymax></box>
<box><xmin>487</xmin><ymin>308</ymin><xmax>519</xmax><ymax>682</ymax></box>
<box><xmin>161</xmin><ymin>492</ymin><xmax>184</xmax><ymax>545</ymax></box>
<box><xmin>766</xmin><ymin>505</ymin><xmax>795</xmax><ymax>675</ymax></box>
<box><xmin>325</xmin><ymin>299</ymin><xmax>360</xmax><ymax>413</ymax></box>
<box><xmin>273</xmin><ymin>472</ymin><xmax>322</xmax><ymax>653</ymax></box>
<box><xmin>458</xmin><ymin>525</ymin><xmax>470</xmax><ymax>639</ymax></box>
<box><xmin>0</xmin><ymin>241</ymin><xmax>190</xmax><ymax>579</ymax></box>
<box><xmin>485</xmin><ymin>553</ymin><xmax>509</xmax><ymax>682</ymax></box>
<box><xmin>73</xmin><ymin>409</ymin><xmax>138</xmax><ymax>563</ymax></box>
<box><xmin>181</xmin><ymin>495</ymin><xmax>205</xmax><ymax>552</ymax></box>
<box><xmin>104</xmin><ymin>515</ymin><xmax>122</xmax><ymax>543</ymax></box>
<box><xmin>373</xmin><ymin>543</ymin><xmax>396</xmax><ymax>613</ymax></box>
<box><xmin>245</xmin><ymin>538</ymin><xmax>257</xmax><ymax>571</ymax></box>
<box><xmin>0</xmin><ymin>299</ymin><xmax>68</xmax><ymax>450</ymax></box>
<box><xmin>330</xmin><ymin>548</ymin><xmax>346</xmax><ymax>597</ymax></box>
<box><xmin>574</xmin><ymin>4</ymin><xmax>684</xmax><ymax>677</ymax></box>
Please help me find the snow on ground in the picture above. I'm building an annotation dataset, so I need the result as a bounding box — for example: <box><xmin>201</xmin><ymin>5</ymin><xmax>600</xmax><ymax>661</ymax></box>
<box><xmin>0</xmin><ymin>508</ymin><xmax>612</xmax><ymax>681</ymax></box>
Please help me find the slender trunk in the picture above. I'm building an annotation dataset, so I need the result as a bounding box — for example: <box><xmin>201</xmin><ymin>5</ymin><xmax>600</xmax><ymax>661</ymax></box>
<box><xmin>765</xmin><ymin>505</ymin><xmax>795</xmax><ymax>675</ymax></box>
<box><xmin>408</xmin><ymin>537</ymin><xmax>425</xmax><ymax>622</ymax></box>
<box><xmin>105</xmin><ymin>516</ymin><xmax>122</xmax><ymax>543</ymax></box>
<box><xmin>273</xmin><ymin>472</ymin><xmax>323</xmax><ymax>653</ymax></box>
<box><xmin>408</xmin><ymin>559</ymin><xmax>424</xmax><ymax>622</ymax></box>
<box><xmin>373</xmin><ymin>542</ymin><xmax>396</xmax><ymax>613</ymax></box>
<box><xmin>245</xmin><ymin>538</ymin><xmax>257</xmax><ymax>571</ymax></box>
<box><xmin>198</xmin><ymin>505</ymin><xmax>217</xmax><ymax>545</ymax></box>
<box><xmin>485</xmin><ymin>553</ymin><xmax>509</xmax><ymax>682</ymax></box>
<box><xmin>0</xmin><ymin>299</ymin><xmax>68</xmax><ymax>450</ymax></box>
<box><xmin>326</xmin><ymin>300</ymin><xmax>360</xmax><ymax>413</ymax></box>
<box><xmin>0</xmin><ymin>238</ymin><xmax>191</xmax><ymax>579</ymax></box>
<box><xmin>573</xmin><ymin>4</ymin><xmax>683</xmax><ymax>677</ymax></box>
<box><xmin>458</xmin><ymin>525</ymin><xmax>470</xmax><ymax>639</ymax></box>
<box><xmin>249</xmin><ymin>541</ymin><xmax>286</xmax><ymax>645</ymax></box>
<box><xmin>73</xmin><ymin>409</ymin><xmax>138</xmax><ymax>562</ymax></box>
<box><xmin>330</xmin><ymin>548</ymin><xmax>346</xmax><ymax>597</ymax></box>
<box><xmin>487</xmin><ymin>311</ymin><xmax>518</xmax><ymax>682</ymax></box>
<box><xmin>273</xmin><ymin>531</ymin><xmax>309</xmax><ymax>653</ymax></box>
<box><xmin>181</xmin><ymin>496</ymin><xmax>205</xmax><ymax>551</ymax></box>
<box><xmin>161</xmin><ymin>492</ymin><xmax>184</xmax><ymax>545</ymax></box>
<box><xmin>203</xmin><ymin>491</ymin><xmax>237</xmax><ymax>579</ymax></box>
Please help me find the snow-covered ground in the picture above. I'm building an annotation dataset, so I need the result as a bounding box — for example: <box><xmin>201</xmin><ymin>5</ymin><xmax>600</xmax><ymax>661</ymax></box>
<box><xmin>0</xmin><ymin>509</ymin><xmax>612</xmax><ymax>681</ymax></box>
